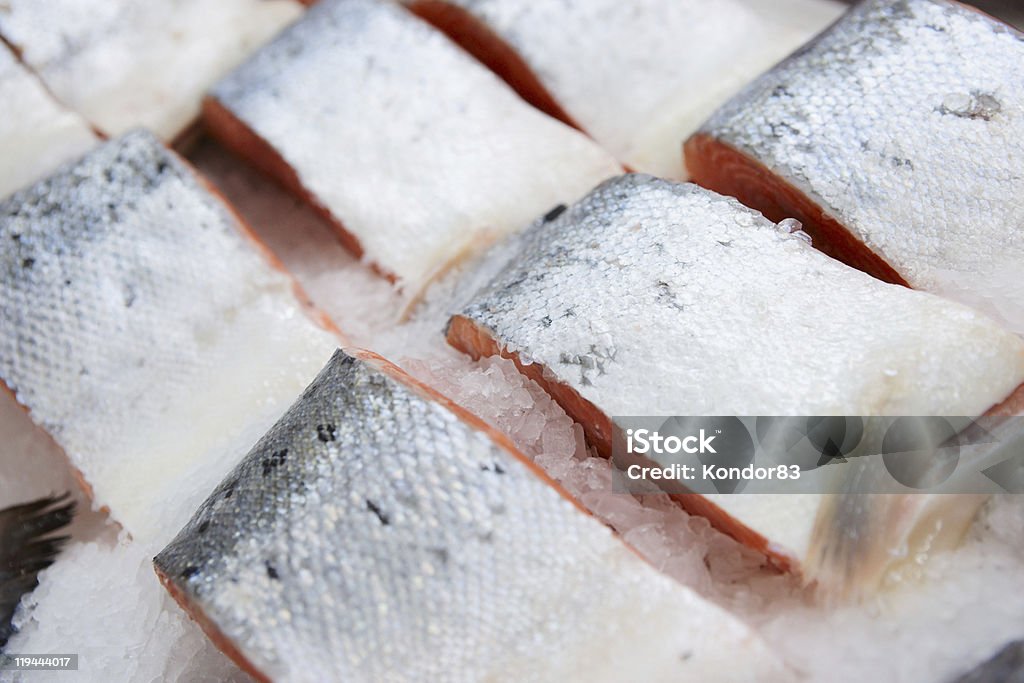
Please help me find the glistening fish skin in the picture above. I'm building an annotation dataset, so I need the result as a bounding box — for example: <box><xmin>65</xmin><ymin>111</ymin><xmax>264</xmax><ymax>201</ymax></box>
<box><xmin>206</xmin><ymin>0</ymin><xmax>619</xmax><ymax>294</ymax></box>
<box><xmin>411</xmin><ymin>0</ymin><xmax>844</xmax><ymax>178</ymax></box>
<box><xmin>155</xmin><ymin>349</ymin><xmax>785</xmax><ymax>683</ymax></box>
<box><xmin>687</xmin><ymin>0</ymin><xmax>1024</xmax><ymax>335</ymax></box>
<box><xmin>0</xmin><ymin>130</ymin><xmax>339</xmax><ymax>540</ymax></box>
<box><xmin>0</xmin><ymin>0</ymin><xmax>302</xmax><ymax>139</ymax></box>
<box><xmin>447</xmin><ymin>174</ymin><xmax>1024</xmax><ymax>582</ymax></box>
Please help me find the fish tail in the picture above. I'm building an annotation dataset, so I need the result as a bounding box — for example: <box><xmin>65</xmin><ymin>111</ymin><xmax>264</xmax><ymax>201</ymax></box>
<box><xmin>0</xmin><ymin>493</ymin><xmax>75</xmax><ymax>649</ymax></box>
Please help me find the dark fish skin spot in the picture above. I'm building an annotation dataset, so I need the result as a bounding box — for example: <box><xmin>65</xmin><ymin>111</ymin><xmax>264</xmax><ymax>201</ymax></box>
<box><xmin>543</xmin><ymin>204</ymin><xmax>567</xmax><ymax>222</ymax></box>
<box><xmin>316</xmin><ymin>424</ymin><xmax>337</xmax><ymax>443</ymax></box>
<box><xmin>365</xmin><ymin>499</ymin><xmax>390</xmax><ymax>526</ymax></box>
<box><xmin>181</xmin><ymin>566</ymin><xmax>200</xmax><ymax>579</ymax></box>
<box><xmin>480</xmin><ymin>463</ymin><xmax>506</xmax><ymax>475</ymax></box>
<box><xmin>10</xmin><ymin>233</ymin><xmax>20</xmax><ymax>242</ymax></box>
<box><xmin>428</xmin><ymin>548</ymin><xmax>450</xmax><ymax>566</ymax></box>
<box><xmin>540</xmin><ymin>315</ymin><xmax>552</xmax><ymax>328</ymax></box>
<box><xmin>266</xmin><ymin>562</ymin><xmax>279</xmax><ymax>580</ymax></box>
<box><xmin>261</xmin><ymin>449</ymin><xmax>289</xmax><ymax>477</ymax></box>
<box><xmin>197</xmin><ymin>521</ymin><xmax>209</xmax><ymax>534</ymax></box>
<box><xmin>21</xmin><ymin>258</ymin><xmax>34</xmax><ymax>269</ymax></box>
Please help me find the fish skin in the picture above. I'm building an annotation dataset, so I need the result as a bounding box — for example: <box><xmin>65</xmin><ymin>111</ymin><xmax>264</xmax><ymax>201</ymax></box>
<box><xmin>0</xmin><ymin>0</ymin><xmax>303</xmax><ymax>140</ymax></box>
<box><xmin>448</xmin><ymin>173</ymin><xmax>1024</xmax><ymax>576</ymax></box>
<box><xmin>155</xmin><ymin>349</ymin><xmax>787</xmax><ymax>683</ymax></box>
<box><xmin>0</xmin><ymin>130</ymin><xmax>339</xmax><ymax>540</ymax></box>
<box><xmin>953</xmin><ymin>640</ymin><xmax>1024</xmax><ymax>683</ymax></box>
<box><xmin>687</xmin><ymin>0</ymin><xmax>1024</xmax><ymax>335</ymax></box>
<box><xmin>0</xmin><ymin>44</ymin><xmax>96</xmax><ymax>200</ymax></box>
<box><xmin>206</xmin><ymin>0</ymin><xmax>620</xmax><ymax>294</ymax></box>
<box><xmin>411</xmin><ymin>0</ymin><xmax>844</xmax><ymax>179</ymax></box>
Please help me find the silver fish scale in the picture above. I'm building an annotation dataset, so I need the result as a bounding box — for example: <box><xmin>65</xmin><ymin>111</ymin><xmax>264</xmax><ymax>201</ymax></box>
<box><xmin>155</xmin><ymin>350</ymin><xmax>783</xmax><ymax>683</ymax></box>
<box><xmin>0</xmin><ymin>130</ymin><xmax>233</xmax><ymax>434</ymax></box>
<box><xmin>698</xmin><ymin>0</ymin><xmax>1024</xmax><ymax>331</ymax></box>
<box><xmin>209</xmin><ymin>0</ymin><xmax>617</xmax><ymax>291</ymax></box>
<box><xmin>0</xmin><ymin>130</ymin><xmax>336</xmax><ymax>538</ymax></box>
<box><xmin>456</xmin><ymin>174</ymin><xmax>1024</xmax><ymax>417</ymax></box>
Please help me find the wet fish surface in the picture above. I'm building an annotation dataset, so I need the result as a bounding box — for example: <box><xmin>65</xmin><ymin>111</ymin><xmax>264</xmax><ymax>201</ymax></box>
<box><xmin>0</xmin><ymin>45</ymin><xmax>96</xmax><ymax>200</ymax></box>
<box><xmin>412</xmin><ymin>0</ymin><xmax>844</xmax><ymax>178</ymax></box>
<box><xmin>0</xmin><ymin>0</ymin><xmax>303</xmax><ymax>139</ymax></box>
<box><xmin>686</xmin><ymin>0</ymin><xmax>1024</xmax><ymax>335</ymax></box>
<box><xmin>205</xmin><ymin>0</ymin><xmax>620</xmax><ymax>295</ymax></box>
<box><xmin>0</xmin><ymin>130</ymin><xmax>339</xmax><ymax>541</ymax></box>
<box><xmin>156</xmin><ymin>349</ymin><xmax>786</xmax><ymax>683</ymax></box>
<box><xmin>448</xmin><ymin>174</ymin><xmax>1024</xmax><ymax>579</ymax></box>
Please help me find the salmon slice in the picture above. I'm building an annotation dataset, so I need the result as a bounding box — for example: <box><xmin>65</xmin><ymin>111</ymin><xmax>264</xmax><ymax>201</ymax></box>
<box><xmin>447</xmin><ymin>174</ymin><xmax>1024</xmax><ymax>589</ymax></box>
<box><xmin>204</xmin><ymin>0</ymin><xmax>620</xmax><ymax>296</ymax></box>
<box><xmin>155</xmin><ymin>349</ymin><xmax>788</xmax><ymax>683</ymax></box>
<box><xmin>0</xmin><ymin>44</ymin><xmax>96</xmax><ymax>199</ymax></box>
<box><xmin>0</xmin><ymin>130</ymin><xmax>340</xmax><ymax>542</ymax></box>
<box><xmin>410</xmin><ymin>0</ymin><xmax>845</xmax><ymax>178</ymax></box>
<box><xmin>685</xmin><ymin>0</ymin><xmax>1024</xmax><ymax>335</ymax></box>
<box><xmin>0</xmin><ymin>0</ymin><xmax>303</xmax><ymax>141</ymax></box>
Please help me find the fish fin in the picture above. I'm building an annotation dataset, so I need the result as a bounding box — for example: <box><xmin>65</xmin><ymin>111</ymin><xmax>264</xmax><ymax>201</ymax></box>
<box><xmin>0</xmin><ymin>493</ymin><xmax>75</xmax><ymax>648</ymax></box>
<box><xmin>953</xmin><ymin>640</ymin><xmax>1024</xmax><ymax>683</ymax></box>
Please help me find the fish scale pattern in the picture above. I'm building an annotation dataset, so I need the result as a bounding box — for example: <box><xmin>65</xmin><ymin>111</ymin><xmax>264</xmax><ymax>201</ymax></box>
<box><xmin>698</xmin><ymin>0</ymin><xmax>1024</xmax><ymax>329</ymax></box>
<box><xmin>0</xmin><ymin>130</ymin><xmax>338</xmax><ymax>539</ymax></box>
<box><xmin>454</xmin><ymin>174</ymin><xmax>1024</xmax><ymax>419</ymax></box>
<box><xmin>155</xmin><ymin>350</ymin><xmax>778</xmax><ymax>682</ymax></box>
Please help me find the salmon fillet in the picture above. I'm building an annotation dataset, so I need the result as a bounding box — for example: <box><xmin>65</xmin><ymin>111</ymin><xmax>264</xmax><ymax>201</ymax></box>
<box><xmin>204</xmin><ymin>0</ymin><xmax>620</xmax><ymax>296</ymax></box>
<box><xmin>448</xmin><ymin>174</ymin><xmax>1024</xmax><ymax>583</ymax></box>
<box><xmin>0</xmin><ymin>130</ymin><xmax>340</xmax><ymax>541</ymax></box>
<box><xmin>155</xmin><ymin>349</ymin><xmax>788</xmax><ymax>683</ymax></box>
<box><xmin>411</xmin><ymin>0</ymin><xmax>845</xmax><ymax>178</ymax></box>
<box><xmin>0</xmin><ymin>0</ymin><xmax>303</xmax><ymax>141</ymax></box>
<box><xmin>0</xmin><ymin>44</ymin><xmax>96</xmax><ymax>199</ymax></box>
<box><xmin>685</xmin><ymin>0</ymin><xmax>1024</xmax><ymax>335</ymax></box>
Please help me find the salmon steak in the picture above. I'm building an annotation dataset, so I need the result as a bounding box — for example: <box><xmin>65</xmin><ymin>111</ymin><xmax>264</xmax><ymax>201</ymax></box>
<box><xmin>155</xmin><ymin>349</ymin><xmax>787</xmax><ymax>683</ymax></box>
<box><xmin>0</xmin><ymin>44</ymin><xmax>96</xmax><ymax>199</ymax></box>
<box><xmin>0</xmin><ymin>0</ymin><xmax>303</xmax><ymax>140</ymax></box>
<box><xmin>412</xmin><ymin>0</ymin><xmax>845</xmax><ymax>179</ymax></box>
<box><xmin>204</xmin><ymin>0</ymin><xmax>619</xmax><ymax>294</ymax></box>
<box><xmin>448</xmin><ymin>174</ymin><xmax>1024</xmax><ymax>581</ymax></box>
<box><xmin>685</xmin><ymin>0</ymin><xmax>1024</xmax><ymax>335</ymax></box>
<box><xmin>0</xmin><ymin>131</ymin><xmax>340</xmax><ymax>541</ymax></box>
